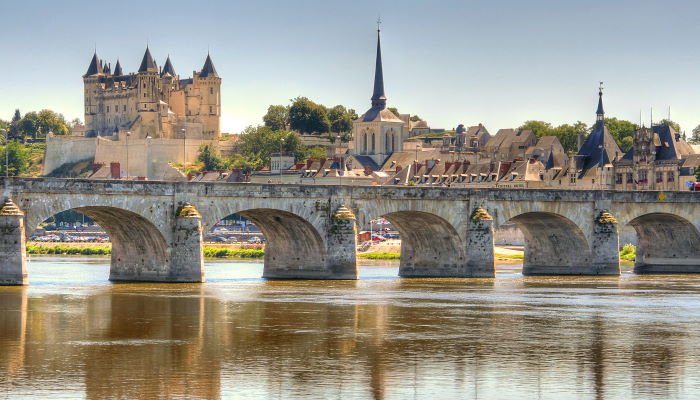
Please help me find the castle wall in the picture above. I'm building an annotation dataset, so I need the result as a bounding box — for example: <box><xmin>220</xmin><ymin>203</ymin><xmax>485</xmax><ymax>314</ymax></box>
<box><xmin>93</xmin><ymin>137</ymin><xmax>218</xmax><ymax>179</ymax></box>
<box><xmin>43</xmin><ymin>135</ymin><xmax>98</xmax><ymax>175</ymax></box>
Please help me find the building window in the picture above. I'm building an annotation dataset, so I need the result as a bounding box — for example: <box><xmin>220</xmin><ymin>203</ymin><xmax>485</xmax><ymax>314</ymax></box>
<box><xmin>639</xmin><ymin>170</ymin><xmax>648</xmax><ymax>184</ymax></box>
<box><xmin>210</xmin><ymin>87</ymin><xmax>213</xmax><ymax>95</ymax></box>
<box><xmin>656</xmin><ymin>172</ymin><xmax>663</xmax><ymax>183</ymax></box>
<box><xmin>626</xmin><ymin>173</ymin><xmax>633</xmax><ymax>184</ymax></box>
<box><xmin>123</xmin><ymin>105</ymin><xmax>126</xmax><ymax>112</ymax></box>
<box><xmin>616</xmin><ymin>173</ymin><xmax>623</xmax><ymax>185</ymax></box>
<box><xmin>209</xmin><ymin>106</ymin><xmax>213</xmax><ymax>114</ymax></box>
<box><xmin>668</xmin><ymin>171</ymin><xmax>675</xmax><ymax>182</ymax></box>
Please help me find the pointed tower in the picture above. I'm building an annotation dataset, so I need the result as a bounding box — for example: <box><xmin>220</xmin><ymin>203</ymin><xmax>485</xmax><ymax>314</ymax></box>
<box><xmin>136</xmin><ymin>46</ymin><xmax>161</xmax><ymax>138</ymax></box>
<box><xmin>161</xmin><ymin>55</ymin><xmax>176</xmax><ymax>76</ymax></box>
<box><xmin>576</xmin><ymin>84</ymin><xmax>621</xmax><ymax>181</ymax></box>
<box><xmin>84</xmin><ymin>52</ymin><xmax>103</xmax><ymax>77</ymax></box>
<box><xmin>138</xmin><ymin>46</ymin><xmax>158</xmax><ymax>73</ymax></box>
<box><xmin>192</xmin><ymin>53</ymin><xmax>221</xmax><ymax>138</ymax></box>
<box><xmin>113</xmin><ymin>59</ymin><xmax>123</xmax><ymax>76</ymax></box>
<box><xmin>351</xmin><ymin>24</ymin><xmax>406</xmax><ymax>166</ymax></box>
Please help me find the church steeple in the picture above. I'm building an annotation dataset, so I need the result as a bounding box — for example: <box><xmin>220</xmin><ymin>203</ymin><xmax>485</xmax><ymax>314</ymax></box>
<box><xmin>370</xmin><ymin>24</ymin><xmax>386</xmax><ymax>110</ymax></box>
<box><xmin>596</xmin><ymin>82</ymin><xmax>604</xmax><ymax>122</ymax></box>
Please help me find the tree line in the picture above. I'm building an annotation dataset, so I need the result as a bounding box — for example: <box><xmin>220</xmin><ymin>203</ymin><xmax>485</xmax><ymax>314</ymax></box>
<box><xmin>1</xmin><ymin>109</ymin><xmax>78</xmax><ymax>141</ymax></box>
<box><xmin>263</xmin><ymin>97</ymin><xmax>358</xmax><ymax>139</ymax></box>
<box><xmin>518</xmin><ymin>118</ymin><xmax>688</xmax><ymax>154</ymax></box>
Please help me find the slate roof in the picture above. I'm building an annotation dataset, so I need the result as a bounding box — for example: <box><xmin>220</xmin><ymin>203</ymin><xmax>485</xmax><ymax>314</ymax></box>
<box><xmin>138</xmin><ymin>47</ymin><xmax>158</xmax><ymax>73</ymax></box>
<box><xmin>161</xmin><ymin>56</ymin><xmax>176</xmax><ymax>76</ymax></box>
<box><xmin>576</xmin><ymin>121</ymin><xmax>621</xmax><ymax>174</ymax></box>
<box><xmin>200</xmin><ymin>54</ymin><xmax>219</xmax><ymax>78</ymax></box>
<box><xmin>113</xmin><ymin>60</ymin><xmax>123</xmax><ymax>76</ymax></box>
<box><xmin>85</xmin><ymin>52</ymin><xmax>103</xmax><ymax>76</ymax></box>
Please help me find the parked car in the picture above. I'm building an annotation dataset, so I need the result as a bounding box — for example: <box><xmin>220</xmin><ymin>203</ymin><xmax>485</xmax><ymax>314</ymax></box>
<box><xmin>248</xmin><ymin>237</ymin><xmax>262</xmax><ymax>244</ymax></box>
<box><xmin>371</xmin><ymin>234</ymin><xmax>386</xmax><ymax>241</ymax></box>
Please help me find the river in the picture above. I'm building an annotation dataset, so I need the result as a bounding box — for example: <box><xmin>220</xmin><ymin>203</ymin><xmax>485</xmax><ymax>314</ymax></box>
<box><xmin>1</xmin><ymin>258</ymin><xmax>700</xmax><ymax>399</ymax></box>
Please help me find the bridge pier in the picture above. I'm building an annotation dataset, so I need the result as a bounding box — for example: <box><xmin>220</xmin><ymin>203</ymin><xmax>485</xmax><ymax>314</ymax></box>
<box><xmin>109</xmin><ymin>204</ymin><xmax>205</xmax><ymax>283</ymax></box>
<box><xmin>0</xmin><ymin>199</ymin><xmax>28</xmax><ymax>285</ymax></box>
<box><xmin>590</xmin><ymin>210</ymin><xmax>620</xmax><ymax>275</ymax></box>
<box><xmin>261</xmin><ymin>204</ymin><xmax>358</xmax><ymax>280</ymax></box>
<box><xmin>465</xmin><ymin>207</ymin><xmax>495</xmax><ymax>277</ymax></box>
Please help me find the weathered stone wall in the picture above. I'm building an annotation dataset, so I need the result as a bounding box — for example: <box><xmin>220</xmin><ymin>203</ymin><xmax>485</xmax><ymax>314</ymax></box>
<box><xmin>0</xmin><ymin>200</ymin><xmax>27</xmax><ymax>285</ymax></box>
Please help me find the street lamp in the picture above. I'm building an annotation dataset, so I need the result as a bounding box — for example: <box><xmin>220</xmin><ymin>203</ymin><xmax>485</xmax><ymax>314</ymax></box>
<box><xmin>125</xmin><ymin>131</ymin><xmax>131</xmax><ymax>179</ymax></box>
<box><xmin>337</xmin><ymin>135</ymin><xmax>342</xmax><ymax>186</ymax></box>
<box><xmin>279</xmin><ymin>138</ymin><xmax>285</xmax><ymax>183</ymax></box>
<box><xmin>414</xmin><ymin>143</ymin><xmax>422</xmax><ymax>176</ymax></box>
<box><xmin>181</xmin><ymin>127</ymin><xmax>187</xmax><ymax>165</ymax></box>
<box><xmin>0</xmin><ymin>132</ymin><xmax>8</xmax><ymax>178</ymax></box>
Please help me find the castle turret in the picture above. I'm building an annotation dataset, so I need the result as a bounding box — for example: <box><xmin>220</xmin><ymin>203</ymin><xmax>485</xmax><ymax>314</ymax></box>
<box><xmin>194</xmin><ymin>53</ymin><xmax>221</xmax><ymax>137</ymax></box>
<box><xmin>113</xmin><ymin>59</ymin><xmax>123</xmax><ymax>76</ymax></box>
<box><xmin>136</xmin><ymin>46</ymin><xmax>161</xmax><ymax>138</ymax></box>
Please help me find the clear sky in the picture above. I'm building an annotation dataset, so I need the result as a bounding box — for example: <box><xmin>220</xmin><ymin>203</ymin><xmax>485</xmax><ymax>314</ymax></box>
<box><xmin>1</xmin><ymin>0</ymin><xmax>699</xmax><ymax>134</ymax></box>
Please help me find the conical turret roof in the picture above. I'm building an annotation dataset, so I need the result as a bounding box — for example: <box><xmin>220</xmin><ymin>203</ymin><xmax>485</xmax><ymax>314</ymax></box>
<box><xmin>113</xmin><ymin>59</ymin><xmax>123</xmax><ymax>76</ymax></box>
<box><xmin>161</xmin><ymin>55</ymin><xmax>176</xmax><ymax>76</ymax></box>
<box><xmin>85</xmin><ymin>52</ymin><xmax>103</xmax><ymax>76</ymax></box>
<box><xmin>200</xmin><ymin>53</ymin><xmax>219</xmax><ymax>78</ymax></box>
<box><xmin>138</xmin><ymin>46</ymin><xmax>158</xmax><ymax>73</ymax></box>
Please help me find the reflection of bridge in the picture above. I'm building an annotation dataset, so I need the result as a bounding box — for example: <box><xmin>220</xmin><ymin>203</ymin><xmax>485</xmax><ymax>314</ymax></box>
<box><xmin>2</xmin><ymin>177</ymin><xmax>700</xmax><ymax>285</ymax></box>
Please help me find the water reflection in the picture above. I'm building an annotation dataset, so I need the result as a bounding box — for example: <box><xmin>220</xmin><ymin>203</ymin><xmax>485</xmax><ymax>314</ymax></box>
<box><xmin>0</xmin><ymin>260</ymin><xmax>699</xmax><ymax>399</ymax></box>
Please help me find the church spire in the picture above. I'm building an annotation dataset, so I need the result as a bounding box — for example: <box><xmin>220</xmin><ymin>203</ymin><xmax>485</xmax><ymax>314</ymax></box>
<box><xmin>371</xmin><ymin>20</ymin><xmax>386</xmax><ymax>110</ymax></box>
<box><xmin>596</xmin><ymin>81</ymin><xmax>604</xmax><ymax>122</ymax></box>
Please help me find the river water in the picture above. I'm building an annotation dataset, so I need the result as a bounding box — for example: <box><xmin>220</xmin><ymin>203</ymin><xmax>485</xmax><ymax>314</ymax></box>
<box><xmin>1</xmin><ymin>258</ymin><xmax>700</xmax><ymax>399</ymax></box>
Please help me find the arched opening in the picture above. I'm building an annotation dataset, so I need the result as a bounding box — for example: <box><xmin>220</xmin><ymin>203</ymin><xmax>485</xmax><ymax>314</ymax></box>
<box><xmin>207</xmin><ymin>209</ymin><xmax>327</xmax><ymax>279</ymax></box>
<box><xmin>507</xmin><ymin>212</ymin><xmax>592</xmax><ymax>275</ymax></box>
<box><xmin>627</xmin><ymin>213</ymin><xmax>700</xmax><ymax>274</ymax></box>
<box><xmin>30</xmin><ymin>207</ymin><xmax>170</xmax><ymax>282</ymax></box>
<box><xmin>371</xmin><ymin>132</ymin><xmax>376</xmax><ymax>154</ymax></box>
<box><xmin>367</xmin><ymin>211</ymin><xmax>464</xmax><ymax>277</ymax></box>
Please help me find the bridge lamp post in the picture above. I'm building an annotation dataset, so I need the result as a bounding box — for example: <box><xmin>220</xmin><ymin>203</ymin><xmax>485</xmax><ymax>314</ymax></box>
<box><xmin>125</xmin><ymin>131</ymin><xmax>131</xmax><ymax>179</ymax></box>
<box><xmin>279</xmin><ymin>138</ymin><xmax>284</xmax><ymax>183</ymax></box>
<box><xmin>181</xmin><ymin>128</ymin><xmax>186</xmax><ymax>166</ymax></box>
<box><xmin>337</xmin><ymin>135</ymin><xmax>342</xmax><ymax>186</ymax></box>
<box><xmin>0</xmin><ymin>130</ymin><xmax>8</xmax><ymax>178</ymax></box>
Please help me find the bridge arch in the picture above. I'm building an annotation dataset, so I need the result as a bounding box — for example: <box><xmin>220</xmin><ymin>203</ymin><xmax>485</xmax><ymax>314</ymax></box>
<box><xmin>507</xmin><ymin>211</ymin><xmax>593</xmax><ymax>275</ymax></box>
<box><xmin>32</xmin><ymin>206</ymin><xmax>171</xmax><ymax>281</ymax></box>
<box><xmin>368</xmin><ymin>210</ymin><xmax>466</xmax><ymax>277</ymax></box>
<box><xmin>626</xmin><ymin>213</ymin><xmax>700</xmax><ymax>274</ymax></box>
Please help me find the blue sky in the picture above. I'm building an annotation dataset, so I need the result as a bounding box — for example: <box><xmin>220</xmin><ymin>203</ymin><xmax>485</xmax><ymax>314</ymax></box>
<box><xmin>1</xmin><ymin>0</ymin><xmax>699</xmax><ymax>134</ymax></box>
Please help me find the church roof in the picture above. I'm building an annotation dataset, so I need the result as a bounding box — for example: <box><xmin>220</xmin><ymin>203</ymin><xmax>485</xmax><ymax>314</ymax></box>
<box><xmin>138</xmin><ymin>47</ymin><xmax>158</xmax><ymax>73</ymax></box>
<box><xmin>359</xmin><ymin>108</ymin><xmax>404</xmax><ymax>123</ymax></box>
<box><xmin>85</xmin><ymin>52</ymin><xmax>103</xmax><ymax>76</ymax></box>
<box><xmin>576</xmin><ymin>88</ymin><xmax>622</xmax><ymax>175</ymax></box>
<box><xmin>162</xmin><ymin>56</ymin><xmax>176</xmax><ymax>76</ymax></box>
<box><xmin>200</xmin><ymin>54</ymin><xmax>219</xmax><ymax>78</ymax></box>
<box><xmin>113</xmin><ymin>59</ymin><xmax>123</xmax><ymax>76</ymax></box>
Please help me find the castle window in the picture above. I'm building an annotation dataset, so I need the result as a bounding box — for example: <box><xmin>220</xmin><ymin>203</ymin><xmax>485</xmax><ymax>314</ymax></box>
<box><xmin>626</xmin><ymin>173</ymin><xmax>633</xmax><ymax>183</ymax></box>
<box><xmin>210</xmin><ymin>106</ymin><xmax>213</xmax><ymax>114</ymax></box>
<box><xmin>123</xmin><ymin>105</ymin><xmax>126</xmax><ymax>112</ymax></box>
<box><xmin>107</xmin><ymin>106</ymin><xmax>110</xmax><ymax>113</ymax></box>
<box><xmin>616</xmin><ymin>173</ymin><xmax>622</xmax><ymax>185</ymax></box>
<box><xmin>210</xmin><ymin>87</ymin><xmax>213</xmax><ymax>95</ymax></box>
<box><xmin>668</xmin><ymin>171</ymin><xmax>675</xmax><ymax>182</ymax></box>
<box><xmin>656</xmin><ymin>172</ymin><xmax>663</xmax><ymax>183</ymax></box>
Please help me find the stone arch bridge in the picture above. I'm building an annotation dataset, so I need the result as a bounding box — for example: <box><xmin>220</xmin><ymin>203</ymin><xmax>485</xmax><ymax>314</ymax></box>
<box><xmin>1</xmin><ymin>178</ymin><xmax>699</xmax><ymax>285</ymax></box>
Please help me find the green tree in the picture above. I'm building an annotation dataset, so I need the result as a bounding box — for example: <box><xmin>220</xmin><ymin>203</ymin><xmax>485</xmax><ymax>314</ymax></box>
<box><xmin>0</xmin><ymin>141</ymin><xmax>29</xmax><ymax>176</ymax></box>
<box><xmin>410</xmin><ymin>115</ymin><xmax>422</xmax><ymax>122</ymax></box>
<box><xmin>238</xmin><ymin>126</ymin><xmax>307</xmax><ymax>167</ymax></box>
<box><xmin>306</xmin><ymin>146</ymin><xmax>327</xmax><ymax>160</ymax></box>
<box><xmin>551</xmin><ymin>121</ymin><xmax>588</xmax><ymax>153</ymax></box>
<box><xmin>387</xmin><ymin>107</ymin><xmax>400</xmax><ymax>118</ymax></box>
<box><xmin>605</xmin><ymin>117</ymin><xmax>638</xmax><ymax>144</ymax></box>
<box><xmin>263</xmin><ymin>105</ymin><xmax>289</xmax><ymax>131</ymax></box>
<box><xmin>69</xmin><ymin>118</ymin><xmax>83</xmax><ymax>128</ymax></box>
<box><xmin>328</xmin><ymin>105</ymin><xmax>357</xmax><ymax>133</ymax></box>
<box><xmin>690</xmin><ymin>124</ymin><xmax>700</xmax><ymax>144</ymax></box>
<box><xmin>620</xmin><ymin>136</ymin><xmax>634</xmax><ymax>153</ymax></box>
<box><xmin>518</xmin><ymin>120</ymin><xmax>553</xmax><ymax>137</ymax></box>
<box><xmin>11</xmin><ymin>109</ymin><xmax>21</xmax><ymax>123</ymax></box>
<box><xmin>17</xmin><ymin>110</ymin><xmax>70</xmax><ymax>139</ymax></box>
<box><xmin>288</xmin><ymin>97</ymin><xmax>330</xmax><ymax>134</ymax></box>
<box><xmin>228</xmin><ymin>154</ymin><xmax>260</xmax><ymax>174</ymax></box>
<box><xmin>197</xmin><ymin>143</ymin><xmax>228</xmax><ymax>171</ymax></box>
<box><xmin>657</xmin><ymin>118</ymin><xmax>681</xmax><ymax>132</ymax></box>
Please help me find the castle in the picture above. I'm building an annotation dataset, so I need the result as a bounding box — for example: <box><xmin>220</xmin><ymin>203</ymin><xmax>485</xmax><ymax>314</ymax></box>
<box><xmin>83</xmin><ymin>48</ymin><xmax>221</xmax><ymax>139</ymax></box>
<box><xmin>44</xmin><ymin>48</ymin><xmax>223</xmax><ymax>180</ymax></box>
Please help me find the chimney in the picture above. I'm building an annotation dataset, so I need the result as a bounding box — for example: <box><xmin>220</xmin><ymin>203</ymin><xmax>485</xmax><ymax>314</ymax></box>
<box><xmin>110</xmin><ymin>162</ymin><xmax>121</xmax><ymax>179</ymax></box>
<box><xmin>363</xmin><ymin>165</ymin><xmax>372</xmax><ymax>175</ymax></box>
<box><xmin>396</xmin><ymin>165</ymin><xmax>403</xmax><ymax>173</ymax></box>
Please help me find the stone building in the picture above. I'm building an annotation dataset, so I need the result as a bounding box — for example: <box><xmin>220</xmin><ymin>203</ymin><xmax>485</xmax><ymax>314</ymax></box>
<box><xmin>83</xmin><ymin>48</ymin><xmax>221</xmax><ymax>139</ymax></box>
<box><xmin>351</xmin><ymin>29</ymin><xmax>407</xmax><ymax>166</ymax></box>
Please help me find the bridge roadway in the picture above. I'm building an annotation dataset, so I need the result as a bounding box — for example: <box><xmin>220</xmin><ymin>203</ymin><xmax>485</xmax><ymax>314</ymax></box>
<box><xmin>1</xmin><ymin>177</ymin><xmax>699</xmax><ymax>285</ymax></box>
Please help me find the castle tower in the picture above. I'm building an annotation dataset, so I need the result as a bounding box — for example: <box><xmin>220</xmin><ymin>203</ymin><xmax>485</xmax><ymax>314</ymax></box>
<box><xmin>193</xmin><ymin>53</ymin><xmax>221</xmax><ymax>138</ymax></box>
<box><xmin>351</xmin><ymin>25</ymin><xmax>406</xmax><ymax>165</ymax></box>
<box><xmin>136</xmin><ymin>46</ymin><xmax>161</xmax><ymax>138</ymax></box>
<box><xmin>83</xmin><ymin>52</ymin><xmax>105</xmax><ymax>137</ymax></box>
